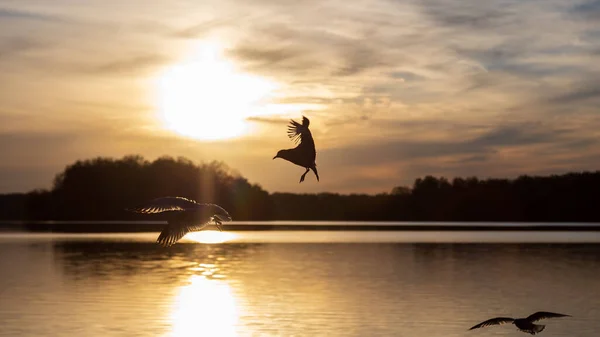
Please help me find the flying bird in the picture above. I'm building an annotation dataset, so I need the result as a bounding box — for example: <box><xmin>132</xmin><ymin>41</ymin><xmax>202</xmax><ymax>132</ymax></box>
<box><xmin>273</xmin><ymin>116</ymin><xmax>319</xmax><ymax>183</ymax></box>
<box><xmin>469</xmin><ymin>311</ymin><xmax>570</xmax><ymax>335</ymax></box>
<box><xmin>126</xmin><ymin>197</ymin><xmax>232</xmax><ymax>247</ymax></box>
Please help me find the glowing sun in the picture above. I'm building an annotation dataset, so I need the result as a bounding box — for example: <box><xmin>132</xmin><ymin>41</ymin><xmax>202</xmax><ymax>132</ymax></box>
<box><xmin>155</xmin><ymin>40</ymin><xmax>276</xmax><ymax>141</ymax></box>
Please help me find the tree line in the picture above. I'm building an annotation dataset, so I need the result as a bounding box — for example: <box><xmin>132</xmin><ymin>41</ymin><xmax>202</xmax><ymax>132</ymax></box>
<box><xmin>1</xmin><ymin>155</ymin><xmax>599</xmax><ymax>222</ymax></box>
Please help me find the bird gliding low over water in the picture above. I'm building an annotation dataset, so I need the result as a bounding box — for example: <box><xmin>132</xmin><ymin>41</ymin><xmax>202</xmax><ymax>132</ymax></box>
<box><xmin>273</xmin><ymin>116</ymin><xmax>319</xmax><ymax>183</ymax></box>
<box><xmin>469</xmin><ymin>311</ymin><xmax>570</xmax><ymax>335</ymax></box>
<box><xmin>126</xmin><ymin>196</ymin><xmax>232</xmax><ymax>247</ymax></box>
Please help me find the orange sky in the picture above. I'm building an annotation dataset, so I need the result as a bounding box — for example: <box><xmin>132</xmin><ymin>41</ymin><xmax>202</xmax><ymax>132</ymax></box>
<box><xmin>1</xmin><ymin>0</ymin><xmax>600</xmax><ymax>194</ymax></box>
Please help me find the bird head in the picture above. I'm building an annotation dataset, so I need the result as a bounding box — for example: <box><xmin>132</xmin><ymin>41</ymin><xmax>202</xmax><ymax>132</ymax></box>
<box><xmin>211</xmin><ymin>206</ymin><xmax>232</xmax><ymax>222</ymax></box>
<box><xmin>273</xmin><ymin>150</ymin><xmax>284</xmax><ymax>160</ymax></box>
<box><xmin>208</xmin><ymin>205</ymin><xmax>232</xmax><ymax>232</ymax></box>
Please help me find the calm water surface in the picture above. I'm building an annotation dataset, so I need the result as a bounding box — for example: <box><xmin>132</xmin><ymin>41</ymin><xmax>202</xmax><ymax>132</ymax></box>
<box><xmin>1</xmin><ymin>230</ymin><xmax>599</xmax><ymax>337</ymax></box>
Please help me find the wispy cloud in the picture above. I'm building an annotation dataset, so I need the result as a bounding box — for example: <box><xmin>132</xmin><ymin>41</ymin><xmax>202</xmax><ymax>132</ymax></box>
<box><xmin>79</xmin><ymin>54</ymin><xmax>171</xmax><ymax>76</ymax></box>
<box><xmin>546</xmin><ymin>82</ymin><xmax>600</xmax><ymax>105</ymax></box>
<box><xmin>245</xmin><ymin>115</ymin><xmax>289</xmax><ymax>125</ymax></box>
<box><xmin>0</xmin><ymin>8</ymin><xmax>64</xmax><ymax>22</ymax></box>
<box><xmin>320</xmin><ymin>123</ymin><xmax>587</xmax><ymax>167</ymax></box>
<box><xmin>0</xmin><ymin>37</ymin><xmax>42</xmax><ymax>59</ymax></box>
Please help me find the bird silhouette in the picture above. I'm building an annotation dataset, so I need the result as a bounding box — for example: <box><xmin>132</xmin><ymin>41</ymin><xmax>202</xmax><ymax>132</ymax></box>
<box><xmin>126</xmin><ymin>197</ymin><xmax>232</xmax><ymax>247</ymax></box>
<box><xmin>273</xmin><ymin>116</ymin><xmax>319</xmax><ymax>183</ymax></box>
<box><xmin>469</xmin><ymin>311</ymin><xmax>570</xmax><ymax>335</ymax></box>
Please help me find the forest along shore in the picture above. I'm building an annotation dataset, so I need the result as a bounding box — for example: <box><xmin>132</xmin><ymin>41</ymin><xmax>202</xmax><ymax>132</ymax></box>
<box><xmin>4</xmin><ymin>156</ymin><xmax>600</xmax><ymax>223</ymax></box>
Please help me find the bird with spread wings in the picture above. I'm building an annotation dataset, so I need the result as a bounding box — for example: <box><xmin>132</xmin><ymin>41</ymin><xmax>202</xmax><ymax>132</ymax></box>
<box><xmin>469</xmin><ymin>311</ymin><xmax>570</xmax><ymax>335</ymax></box>
<box><xmin>126</xmin><ymin>197</ymin><xmax>232</xmax><ymax>247</ymax></box>
<box><xmin>273</xmin><ymin>116</ymin><xmax>319</xmax><ymax>183</ymax></box>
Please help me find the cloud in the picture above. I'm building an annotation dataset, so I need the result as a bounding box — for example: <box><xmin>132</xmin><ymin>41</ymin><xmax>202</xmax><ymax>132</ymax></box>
<box><xmin>132</xmin><ymin>18</ymin><xmax>234</xmax><ymax>40</ymax></box>
<box><xmin>546</xmin><ymin>84</ymin><xmax>600</xmax><ymax>105</ymax></box>
<box><xmin>227</xmin><ymin>45</ymin><xmax>301</xmax><ymax>68</ymax></box>
<box><xmin>418</xmin><ymin>0</ymin><xmax>515</xmax><ymax>31</ymax></box>
<box><xmin>0</xmin><ymin>37</ymin><xmax>42</xmax><ymax>60</ymax></box>
<box><xmin>226</xmin><ymin>20</ymin><xmax>397</xmax><ymax>83</ymax></box>
<box><xmin>171</xmin><ymin>19</ymin><xmax>234</xmax><ymax>39</ymax></box>
<box><xmin>320</xmin><ymin>123</ymin><xmax>582</xmax><ymax>167</ymax></box>
<box><xmin>80</xmin><ymin>54</ymin><xmax>170</xmax><ymax>75</ymax></box>
<box><xmin>472</xmin><ymin>125</ymin><xmax>565</xmax><ymax>147</ymax></box>
<box><xmin>0</xmin><ymin>8</ymin><xmax>63</xmax><ymax>22</ymax></box>
<box><xmin>245</xmin><ymin>116</ymin><xmax>289</xmax><ymax>125</ymax></box>
<box><xmin>452</xmin><ymin>155</ymin><xmax>491</xmax><ymax>164</ymax></box>
<box><xmin>333</xmin><ymin>45</ymin><xmax>384</xmax><ymax>77</ymax></box>
<box><xmin>570</xmin><ymin>0</ymin><xmax>600</xmax><ymax>20</ymax></box>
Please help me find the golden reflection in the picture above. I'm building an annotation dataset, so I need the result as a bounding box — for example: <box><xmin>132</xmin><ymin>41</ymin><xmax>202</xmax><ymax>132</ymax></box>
<box><xmin>185</xmin><ymin>230</ymin><xmax>237</xmax><ymax>244</ymax></box>
<box><xmin>155</xmin><ymin>39</ymin><xmax>277</xmax><ymax>141</ymax></box>
<box><xmin>170</xmin><ymin>275</ymin><xmax>239</xmax><ymax>337</ymax></box>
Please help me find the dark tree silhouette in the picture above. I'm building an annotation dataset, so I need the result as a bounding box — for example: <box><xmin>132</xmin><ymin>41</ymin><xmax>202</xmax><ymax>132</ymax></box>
<box><xmin>1</xmin><ymin>155</ymin><xmax>600</xmax><ymax>223</ymax></box>
<box><xmin>20</xmin><ymin>155</ymin><xmax>272</xmax><ymax>221</ymax></box>
<box><xmin>0</xmin><ymin>193</ymin><xmax>27</xmax><ymax>220</ymax></box>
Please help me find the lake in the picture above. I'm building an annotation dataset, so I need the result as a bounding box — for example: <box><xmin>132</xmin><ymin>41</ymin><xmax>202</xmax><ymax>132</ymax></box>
<box><xmin>1</xmin><ymin>229</ymin><xmax>599</xmax><ymax>336</ymax></box>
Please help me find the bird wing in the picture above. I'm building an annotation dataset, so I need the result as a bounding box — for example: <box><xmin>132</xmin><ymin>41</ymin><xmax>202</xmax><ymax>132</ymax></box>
<box><xmin>469</xmin><ymin>317</ymin><xmax>515</xmax><ymax>330</ymax></box>
<box><xmin>287</xmin><ymin>116</ymin><xmax>311</xmax><ymax>144</ymax></box>
<box><xmin>156</xmin><ymin>222</ymin><xmax>209</xmax><ymax>247</ymax></box>
<box><xmin>525</xmin><ymin>312</ymin><xmax>570</xmax><ymax>322</ymax></box>
<box><xmin>126</xmin><ymin>197</ymin><xmax>200</xmax><ymax>214</ymax></box>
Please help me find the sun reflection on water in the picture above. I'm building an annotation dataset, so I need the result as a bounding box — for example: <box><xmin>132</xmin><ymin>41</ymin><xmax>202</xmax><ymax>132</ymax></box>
<box><xmin>169</xmin><ymin>274</ymin><xmax>239</xmax><ymax>337</ymax></box>
<box><xmin>185</xmin><ymin>230</ymin><xmax>237</xmax><ymax>244</ymax></box>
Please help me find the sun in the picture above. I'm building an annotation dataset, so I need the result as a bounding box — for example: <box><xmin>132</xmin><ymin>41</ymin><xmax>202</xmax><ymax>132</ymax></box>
<box><xmin>155</xmin><ymin>40</ymin><xmax>276</xmax><ymax>141</ymax></box>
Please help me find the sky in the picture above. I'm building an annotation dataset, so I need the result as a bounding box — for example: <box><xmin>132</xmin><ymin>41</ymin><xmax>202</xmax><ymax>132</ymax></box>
<box><xmin>1</xmin><ymin>0</ymin><xmax>600</xmax><ymax>194</ymax></box>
